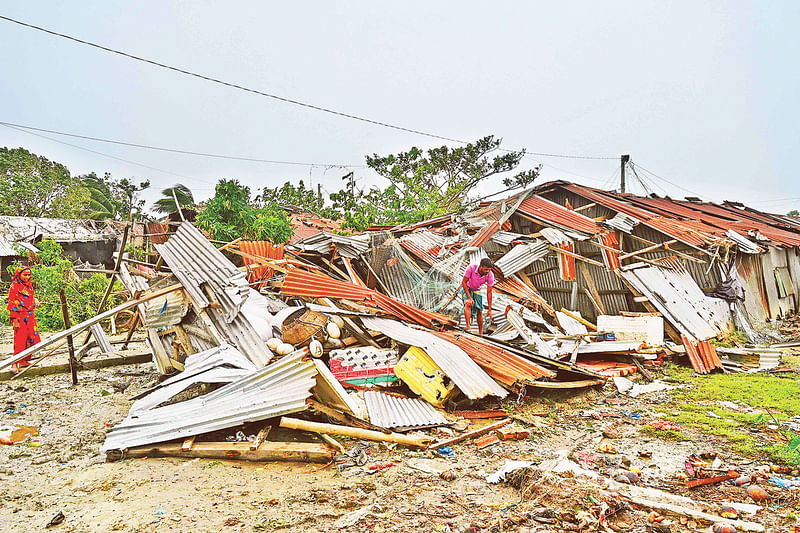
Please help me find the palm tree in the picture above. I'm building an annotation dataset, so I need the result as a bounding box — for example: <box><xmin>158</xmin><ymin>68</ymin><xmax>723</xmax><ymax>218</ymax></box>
<box><xmin>152</xmin><ymin>184</ymin><xmax>195</xmax><ymax>215</ymax></box>
<box><xmin>82</xmin><ymin>173</ymin><xmax>121</xmax><ymax>220</ymax></box>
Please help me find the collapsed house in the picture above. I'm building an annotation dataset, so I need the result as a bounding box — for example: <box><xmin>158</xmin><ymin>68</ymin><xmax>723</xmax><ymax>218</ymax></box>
<box><xmin>1</xmin><ymin>179</ymin><xmax>795</xmax><ymax>461</ymax></box>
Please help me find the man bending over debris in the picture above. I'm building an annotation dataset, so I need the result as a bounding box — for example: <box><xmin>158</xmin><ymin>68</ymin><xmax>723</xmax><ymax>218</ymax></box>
<box><xmin>462</xmin><ymin>258</ymin><xmax>494</xmax><ymax>334</ymax></box>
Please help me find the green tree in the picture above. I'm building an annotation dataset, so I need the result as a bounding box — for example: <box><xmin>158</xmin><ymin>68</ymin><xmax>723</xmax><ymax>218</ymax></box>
<box><xmin>788</xmin><ymin>209</ymin><xmax>799</xmax><ymax>217</ymax></box>
<box><xmin>257</xmin><ymin>180</ymin><xmax>341</xmax><ymax>219</ymax></box>
<box><xmin>81</xmin><ymin>172</ymin><xmax>150</xmax><ymax>221</ymax></box>
<box><xmin>151</xmin><ymin>183</ymin><xmax>196</xmax><ymax>215</ymax></box>
<box><xmin>0</xmin><ymin>147</ymin><xmax>89</xmax><ymax>218</ymax></box>
<box><xmin>329</xmin><ymin>136</ymin><xmax>540</xmax><ymax>230</ymax></box>
<box><xmin>196</xmin><ymin>179</ymin><xmax>293</xmax><ymax>243</ymax></box>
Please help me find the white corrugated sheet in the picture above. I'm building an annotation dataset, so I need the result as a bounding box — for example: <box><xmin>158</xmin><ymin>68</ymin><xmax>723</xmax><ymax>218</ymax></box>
<box><xmin>155</xmin><ymin>223</ymin><xmax>249</xmax><ymax>323</ymax></box>
<box><xmin>725</xmin><ymin>229</ymin><xmax>763</xmax><ymax>254</ymax></box>
<box><xmin>621</xmin><ymin>263</ymin><xmax>731</xmax><ymax>341</ymax></box>
<box><xmin>365</xmin><ymin>391</ymin><xmax>448</xmax><ymax>430</ymax></box>
<box><xmin>101</xmin><ymin>350</ymin><xmax>316</xmax><ymax>453</ymax></box>
<box><xmin>603</xmin><ymin>212</ymin><xmax>640</xmax><ymax>233</ymax></box>
<box><xmin>494</xmin><ymin>240</ymin><xmax>548</xmax><ymax>277</ymax></box>
<box><xmin>360</xmin><ymin>316</ymin><xmax>507</xmax><ymax>400</ymax></box>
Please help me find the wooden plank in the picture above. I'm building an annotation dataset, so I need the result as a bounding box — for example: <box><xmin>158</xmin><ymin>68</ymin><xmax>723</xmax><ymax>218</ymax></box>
<box><xmin>579</xmin><ymin>262</ymin><xmax>607</xmax><ymax>315</ymax></box>
<box><xmin>527</xmin><ymin>379</ymin><xmax>605</xmax><ymax>389</ymax></box>
<box><xmin>559</xmin><ymin>308</ymin><xmax>598</xmax><ymax>331</ymax></box>
<box><xmin>279</xmin><ymin>417</ymin><xmax>431</xmax><ymax>448</ymax></box>
<box><xmin>429</xmin><ymin>419</ymin><xmax>511</xmax><ymax>449</ymax></box>
<box><xmin>548</xmin><ymin>245</ymin><xmax>605</xmax><ymax>268</ymax></box>
<box><xmin>619</xmin><ymin>240</ymin><xmax>678</xmax><ymax>261</ymax></box>
<box><xmin>0</xmin><ymin>284</ymin><xmax>184</xmax><ymax>370</ymax></box>
<box><xmin>250</xmin><ymin>426</ymin><xmax>272</xmax><ymax>450</ymax></box>
<box><xmin>118</xmin><ymin>440</ymin><xmax>335</xmax><ymax>463</ymax></box>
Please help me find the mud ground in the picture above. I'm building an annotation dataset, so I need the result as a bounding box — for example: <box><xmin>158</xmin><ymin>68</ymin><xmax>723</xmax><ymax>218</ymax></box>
<box><xmin>0</xmin><ymin>327</ymin><xmax>796</xmax><ymax>532</ymax></box>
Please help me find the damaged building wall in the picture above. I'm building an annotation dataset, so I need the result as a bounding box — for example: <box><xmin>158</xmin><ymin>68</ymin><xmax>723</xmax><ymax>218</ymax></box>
<box><xmin>760</xmin><ymin>245</ymin><xmax>796</xmax><ymax>318</ymax></box>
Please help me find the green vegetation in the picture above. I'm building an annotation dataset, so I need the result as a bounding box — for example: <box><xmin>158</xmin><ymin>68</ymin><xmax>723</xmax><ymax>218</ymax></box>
<box><xmin>151</xmin><ymin>183</ymin><xmax>195</xmax><ymax>215</ymax></box>
<box><xmin>328</xmin><ymin>135</ymin><xmax>540</xmax><ymax>231</ymax></box>
<box><xmin>658</xmin><ymin>363</ymin><xmax>800</xmax><ymax>465</ymax></box>
<box><xmin>639</xmin><ymin>425</ymin><xmax>690</xmax><ymax>442</ymax></box>
<box><xmin>81</xmin><ymin>172</ymin><xmax>150</xmax><ymax>221</ymax></box>
<box><xmin>0</xmin><ymin>147</ymin><xmax>86</xmax><ymax>218</ymax></box>
<box><xmin>196</xmin><ymin>179</ymin><xmax>293</xmax><ymax>243</ymax></box>
<box><xmin>0</xmin><ymin>240</ymin><xmax>124</xmax><ymax>330</ymax></box>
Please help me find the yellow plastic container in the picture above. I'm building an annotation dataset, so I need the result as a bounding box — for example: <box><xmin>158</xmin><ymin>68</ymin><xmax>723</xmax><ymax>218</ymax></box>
<box><xmin>394</xmin><ymin>346</ymin><xmax>456</xmax><ymax>408</ymax></box>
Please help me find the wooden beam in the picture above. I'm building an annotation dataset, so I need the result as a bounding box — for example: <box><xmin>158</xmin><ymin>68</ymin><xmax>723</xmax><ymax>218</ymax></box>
<box><xmin>429</xmin><ymin>418</ymin><xmax>511</xmax><ymax>449</ymax></box>
<box><xmin>0</xmin><ymin>284</ymin><xmax>183</xmax><ymax>370</ymax></box>
<box><xmin>559</xmin><ymin>308</ymin><xmax>597</xmax><ymax>331</ymax></box>
<box><xmin>116</xmin><ymin>440</ymin><xmax>335</xmax><ymax>463</ymax></box>
<box><xmin>279</xmin><ymin>417</ymin><xmax>431</xmax><ymax>448</ymax></box>
<box><xmin>307</xmin><ymin>399</ymin><xmax>389</xmax><ymax>433</ymax></box>
<box><xmin>548</xmin><ymin>245</ymin><xmax>605</xmax><ymax>267</ymax></box>
<box><xmin>626</xmin><ymin>234</ymin><xmax>707</xmax><ymax>262</ymax></box>
<box><xmin>579</xmin><ymin>262</ymin><xmax>607</xmax><ymax>315</ymax></box>
<box><xmin>619</xmin><ymin>240</ymin><xmax>678</xmax><ymax>261</ymax></box>
<box><xmin>573</xmin><ymin>202</ymin><xmax>597</xmax><ymax>212</ymax></box>
<box><xmin>528</xmin><ymin>379</ymin><xmax>605</xmax><ymax>389</ymax></box>
<box><xmin>317</xmin><ymin>433</ymin><xmax>345</xmax><ymax>453</ymax></box>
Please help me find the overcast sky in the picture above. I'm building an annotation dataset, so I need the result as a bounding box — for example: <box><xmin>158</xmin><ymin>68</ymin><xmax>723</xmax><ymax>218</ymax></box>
<box><xmin>1</xmin><ymin>1</ymin><xmax>799</xmax><ymax>214</ymax></box>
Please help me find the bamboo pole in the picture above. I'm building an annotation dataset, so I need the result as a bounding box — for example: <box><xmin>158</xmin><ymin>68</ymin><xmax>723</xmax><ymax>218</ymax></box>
<box><xmin>279</xmin><ymin>417</ymin><xmax>431</xmax><ymax>448</ymax></box>
<box><xmin>559</xmin><ymin>308</ymin><xmax>598</xmax><ymax>331</ymax></box>
<box><xmin>58</xmin><ymin>289</ymin><xmax>78</xmax><ymax>385</ymax></box>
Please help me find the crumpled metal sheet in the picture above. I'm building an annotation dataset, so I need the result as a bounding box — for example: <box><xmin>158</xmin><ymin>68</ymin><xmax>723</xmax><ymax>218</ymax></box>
<box><xmin>129</xmin><ymin>344</ymin><xmax>257</xmax><ymax>414</ymax></box>
<box><xmin>365</xmin><ymin>390</ymin><xmax>448</xmax><ymax>430</ymax></box>
<box><xmin>155</xmin><ymin>223</ymin><xmax>249</xmax><ymax>324</ymax></box>
<box><xmin>621</xmin><ymin>264</ymin><xmax>731</xmax><ymax>341</ymax></box>
<box><xmin>725</xmin><ymin>229</ymin><xmax>763</xmax><ymax>254</ymax></box>
<box><xmin>494</xmin><ymin>240</ymin><xmax>548</xmax><ymax>277</ymax></box>
<box><xmin>100</xmin><ymin>350</ymin><xmax>316</xmax><ymax>453</ymax></box>
<box><xmin>360</xmin><ymin>316</ymin><xmax>507</xmax><ymax>400</ymax></box>
<box><xmin>143</xmin><ymin>291</ymin><xmax>189</xmax><ymax>329</ymax></box>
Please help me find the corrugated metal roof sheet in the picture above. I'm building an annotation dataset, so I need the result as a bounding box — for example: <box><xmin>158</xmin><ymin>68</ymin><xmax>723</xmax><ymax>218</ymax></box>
<box><xmin>364</xmin><ymin>390</ymin><xmax>448</xmax><ymax>430</ymax></box>
<box><xmin>518</xmin><ymin>195</ymin><xmax>603</xmax><ymax>235</ymax></box>
<box><xmin>129</xmin><ymin>344</ymin><xmax>257</xmax><ymax>414</ymax></box>
<box><xmin>621</xmin><ymin>264</ymin><xmax>731</xmax><ymax>341</ymax></box>
<box><xmin>725</xmin><ymin>230</ymin><xmax>762</xmax><ymax>254</ymax></box>
<box><xmin>100</xmin><ymin>349</ymin><xmax>316</xmax><ymax>453</ymax></box>
<box><xmin>360</xmin><ymin>316</ymin><xmax>508</xmax><ymax>400</ymax></box>
<box><xmin>239</xmin><ymin>240</ymin><xmax>284</xmax><ymax>283</ymax></box>
<box><xmin>143</xmin><ymin>291</ymin><xmax>189</xmax><ymax>329</ymax></box>
<box><xmin>0</xmin><ymin>240</ymin><xmax>39</xmax><ymax>257</ymax></box>
<box><xmin>494</xmin><ymin>240</ymin><xmax>549</xmax><ymax>277</ymax></box>
<box><xmin>155</xmin><ymin>223</ymin><xmax>249</xmax><ymax>323</ymax></box>
<box><xmin>281</xmin><ymin>269</ymin><xmax>456</xmax><ymax>328</ymax></box>
<box><xmin>434</xmin><ymin>331</ymin><xmax>555</xmax><ymax>388</ymax></box>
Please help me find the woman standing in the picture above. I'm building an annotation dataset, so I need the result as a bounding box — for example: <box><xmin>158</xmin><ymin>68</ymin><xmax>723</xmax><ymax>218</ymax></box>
<box><xmin>7</xmin><ymin>266</ymin><xmax>41</xmax><ymax>370</ymax></box>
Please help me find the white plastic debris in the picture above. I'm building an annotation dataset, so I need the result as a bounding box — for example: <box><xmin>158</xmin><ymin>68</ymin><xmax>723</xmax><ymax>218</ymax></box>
<box><xmin>486</xmin><ymin>460</ymin><xmax>536</xmax><ymax>484</ymax></box>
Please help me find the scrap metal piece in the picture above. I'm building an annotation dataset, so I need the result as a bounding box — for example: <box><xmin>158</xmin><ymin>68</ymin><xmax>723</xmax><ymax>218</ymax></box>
<box><xmin>100</xmin><ymin>350</ymin><xmax>316</xmax><ymax>453</ymax></box>
<box><xmin>364</xmin><ymin>390</ymin><xmax>448</xmax><ymax>430</ymax></box>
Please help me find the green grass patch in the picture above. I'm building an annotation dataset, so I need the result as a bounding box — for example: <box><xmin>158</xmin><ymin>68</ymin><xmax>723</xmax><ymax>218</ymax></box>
<box><xmin>639</xmin><ymin>425</ymin><xmax>691</xmax><ymax>442</ymax></box>
<box><xmin>659</xmin><ymin>366</ymin><xmax>800</xmax><ymax>465</ymax></box>
<box><xmin>665</xmin><ymin>363</ymin><xmax>800</xmax><ymax>415</ymax></box>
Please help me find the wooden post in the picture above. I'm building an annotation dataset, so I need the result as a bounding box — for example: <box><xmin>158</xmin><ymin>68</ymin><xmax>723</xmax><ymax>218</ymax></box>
<box><xmin>121</xmin><ymin>311</ymin><xmax>141</xmax><ymax>350</ymax></box>
<box><xmin>59</xmin><ymin>289</ymin><xmax>78</xmax><ymax>385</ymax></box>
<box><xmin>81</xmin><ymin>223</ymin><xmax>131</xmax><ymax>349</ymax></box>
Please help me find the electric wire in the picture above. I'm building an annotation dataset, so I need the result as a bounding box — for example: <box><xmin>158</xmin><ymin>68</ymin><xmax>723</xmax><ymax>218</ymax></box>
<box><xmin>632</xmin><ymin>163</ymin><xmax>706</xmax><ymax>199</ymax></box>
<box><xmin>0</xmin><ymin>14</ymin><xmax>617</xmax><ymax>161</ymax></box>
<box><xmin>1</xmin><ymin>123</ymin><xmax>214</xmax><ymax>185</ymax></box>
<box><xmin>0</xmin><ymin>120</ymin><xmax>367</xmax><ymax>168</ymax></box>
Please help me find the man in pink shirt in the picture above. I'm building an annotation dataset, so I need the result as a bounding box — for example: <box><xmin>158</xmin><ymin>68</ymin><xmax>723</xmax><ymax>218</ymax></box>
<box><xmin>461</xmin><ymin>258</ymin><xmax>494</xmax><ymax>334</ymax></box>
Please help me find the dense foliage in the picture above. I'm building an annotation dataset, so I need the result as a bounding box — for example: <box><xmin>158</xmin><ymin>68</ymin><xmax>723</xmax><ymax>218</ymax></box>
<box><xmin>257</xmin><ymin>180</ymin><xmax>341</xmax><ymax>220</ymax></box>
<box><xmin>0</xmin><ymin>147</ymin><xmax>88</xmax><ymax>218</ymax></box>
<box><xmin>328</xmin><ymin>136</ymin><xmax>540</xmax><ymax>231</ymax></box>
<box><xmin>196</xmin><ymin>179</ymin><xmax>294</xmax><ymax>243</ymax></box>
<box><xmin>151</xmin><ymin>183</ymin><xmax>195</xmax><ymax>215</ymax></box>
<box><xmin>81</xmin><ymin>172</ymin><xmax>151</xmax><ymax>221</ymax></box>
<box><xmin>0</xmin><ymin>240</ymin><xmax>124</xmax><ymax>330</ymax></box>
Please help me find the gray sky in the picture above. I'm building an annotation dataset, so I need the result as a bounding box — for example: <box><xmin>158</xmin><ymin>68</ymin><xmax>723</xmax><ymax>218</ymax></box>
<box><xmin>1</xmin><ymin>1</ymin><xmax>799</xmax><ymax>214</ymax></box>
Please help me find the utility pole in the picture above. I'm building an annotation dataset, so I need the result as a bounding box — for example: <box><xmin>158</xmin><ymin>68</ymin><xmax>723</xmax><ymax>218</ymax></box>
<box><xmin>620</xmin><ymin>154</ymin><xmax>630</xmax><ymax>193</ymax></box>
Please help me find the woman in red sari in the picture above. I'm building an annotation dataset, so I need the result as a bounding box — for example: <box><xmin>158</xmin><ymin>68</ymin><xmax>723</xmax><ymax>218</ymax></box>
<box><xmin>7</xmin><ymin>266</ymin><xmax>41</xmax><ymax>370</ymax></box>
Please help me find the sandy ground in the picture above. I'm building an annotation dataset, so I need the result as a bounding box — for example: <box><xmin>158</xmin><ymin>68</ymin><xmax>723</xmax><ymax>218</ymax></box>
<box><xmin>0</xmin><ymin>328</ymin><xmax>795</xmax><ymax>532</ymax></box>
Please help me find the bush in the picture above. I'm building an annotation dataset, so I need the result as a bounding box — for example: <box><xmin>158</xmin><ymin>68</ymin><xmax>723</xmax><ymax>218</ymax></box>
<box><xmin>1</xmin><ymin>240</ymin><xmax>124</xmax><ymax>331</ymax></box>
